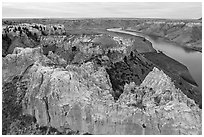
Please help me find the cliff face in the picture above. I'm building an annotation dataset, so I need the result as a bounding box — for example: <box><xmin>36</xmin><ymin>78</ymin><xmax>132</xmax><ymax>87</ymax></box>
<box><xmin>2</xmin><ymin>47</ymin><xmax>202</xmax><ymax>135</ymax></box>
<box><xmin>23</xmin><ymin>63</ymin><xmax>202</xmax><ymax>134</ymax></box>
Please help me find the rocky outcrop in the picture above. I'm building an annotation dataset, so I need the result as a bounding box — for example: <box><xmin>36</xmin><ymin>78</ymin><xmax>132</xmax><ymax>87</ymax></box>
<box><xmin>2</xmin><ymin>23</ymin><xmax>66</xmax><ymax>56</ymax></box>
<box><xmin>2</xmin><ymin>29</ymin><xmax>39</xmax><ymax>56</ymax></box>
<box><xmin>2</xmin><ymin>21</ymin><xmax>155</xmax><ymax>64</ymax></box>
<box><xmin>2</xmin><ymin>47</ymin><xmax>53</xmax><ymax>83</ymax></box>
<box><xmin>107</xmin><ymin>29</ymin><xmax>156</xmax><ymax>53</ymax></box>
<box><xmin>2</xmin><ymin>47</ymin><xmax>201</xmax><ymax>135</ymax></box>
<box><xmin>21</xmin><ymin>62</ymin><xmax>202</xmax><ymax>134</ymax></box>
<box><xmin>106</xmin><ymin>28</ymin><xmax>201</xmax><ymax>107</ymax></box>
<box><xmin>2</xmin><ymin>47</ymin><xmax>42</xmax><ymax>82</ymax></box>
<box><xmin>41</xmin><ymin>32</ymin><xmax>155</xmax><ymax>65</ymax></box>
<box><xmin>2</xmin><ymin>23</ymin><xmax>66</xmax><ymax>36</ymax></box>
<box><xmin>143</xmin><ymin>52</ymin><xmax>202</xmax><ymax>108</ymax></box>
<box><xmin>105</xmin><ymin>50</ymin><xmax>201</xmax><ymax>108</ymax></box>
<box><xmin>106</xmin><ymin>51</ymin><xmax>154</xmax><ymax>100</ymax></box>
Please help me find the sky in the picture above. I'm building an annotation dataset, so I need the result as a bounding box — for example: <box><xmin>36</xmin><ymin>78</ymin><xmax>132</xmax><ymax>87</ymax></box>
<box><xmin>2</xmin><ymin>2</ymin><xmax>202</xmax><ymax>19</ymax></box>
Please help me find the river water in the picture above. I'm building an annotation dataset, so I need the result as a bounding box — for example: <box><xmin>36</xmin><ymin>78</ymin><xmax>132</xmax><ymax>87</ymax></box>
<box><xmin>107</xmin><ymin>28</ymin><xmax>202</xmax><ymax>92</ymax></box>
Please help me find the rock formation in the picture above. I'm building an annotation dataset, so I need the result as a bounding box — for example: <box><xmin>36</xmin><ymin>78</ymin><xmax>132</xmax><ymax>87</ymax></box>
<box><xmin>2</xmin><ymin>47</ymin><xmax>202</xmax><ymax>135</ymax></box>
<box><xmin>2</xmin><ymin>23</ymin><xmax>66</xmax><ymax>56</ymax></box>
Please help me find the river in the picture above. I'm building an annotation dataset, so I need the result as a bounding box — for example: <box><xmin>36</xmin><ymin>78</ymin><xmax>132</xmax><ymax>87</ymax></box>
<box><xmin>107</xmin><ymin>28</ymin><xmax>202</xmax><ymax>92</ymax></box>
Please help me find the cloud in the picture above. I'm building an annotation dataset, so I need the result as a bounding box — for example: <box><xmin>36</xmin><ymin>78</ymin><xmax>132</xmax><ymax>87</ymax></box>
<box><xmin>2</xmin><ymin>2</ymin><xmax>202</xmax><ymax>19</ymax></box>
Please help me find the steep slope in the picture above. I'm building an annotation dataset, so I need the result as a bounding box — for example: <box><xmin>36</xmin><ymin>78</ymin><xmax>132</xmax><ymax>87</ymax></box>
<box><xmin>143</xmin><ymin>52</ymin><xmax>198</xmax><ymax>86</ymax></box>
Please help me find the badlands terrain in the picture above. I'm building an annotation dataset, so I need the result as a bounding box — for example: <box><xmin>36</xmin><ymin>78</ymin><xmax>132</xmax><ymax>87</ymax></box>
<box><xmin>2</xmin><ymin>18</ymin><xmax>202</xmax><ymax>135</ymax></box>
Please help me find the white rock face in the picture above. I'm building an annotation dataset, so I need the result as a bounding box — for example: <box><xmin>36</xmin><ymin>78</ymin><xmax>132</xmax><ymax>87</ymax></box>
<box><xmin>2</xmin><ymin>47</ymin><xmax>47</xmax><ymax>82</ymax></box>
<box><xmin>22</xmin><ymin>63</ymin><xmax>201</xmax><ymax>134</ymax></box>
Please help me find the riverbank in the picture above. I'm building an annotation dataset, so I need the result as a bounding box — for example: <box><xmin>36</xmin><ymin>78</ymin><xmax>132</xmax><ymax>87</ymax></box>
<box><xmin>125</xmin><ymin>28</ymin><xmax>202</xmax><ymax>53</ymax></box>
<box><xmin>143</xmin><ymin>52</ymin><xmax>198</xmax><ymax>86</ymax></box>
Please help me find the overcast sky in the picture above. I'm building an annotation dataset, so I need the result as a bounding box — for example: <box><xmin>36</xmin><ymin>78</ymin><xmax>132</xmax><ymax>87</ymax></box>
<box><xmin>2</xmin><ymin>2</ymin><xmax>202</xmax><ymax>19</ymax></box>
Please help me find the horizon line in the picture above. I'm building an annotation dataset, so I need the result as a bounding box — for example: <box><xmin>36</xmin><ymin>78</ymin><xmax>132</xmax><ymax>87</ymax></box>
<box><xmin>2</xmin><ymin>17</ymin><xmax>201</xmax><ymax>20</ymax></box>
